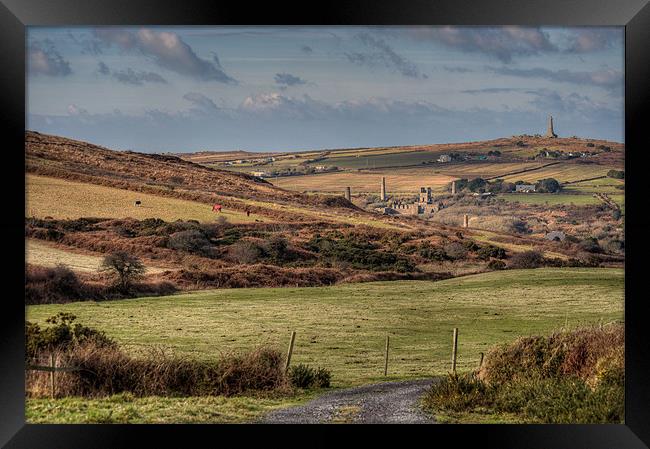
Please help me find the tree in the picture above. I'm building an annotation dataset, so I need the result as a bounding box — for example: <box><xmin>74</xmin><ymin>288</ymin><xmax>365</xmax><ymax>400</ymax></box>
<box><xmin>536</xmin><ymin>178</ymin><xmax>561</xmax><ymax>193</ymax></box>
<box><xmin>607</xmin><ymin>170</ymin><xmax>624</xmax><ymax>179</ymax></box>
<box><xmin>467</xmin><ymin>177</ymin><xmax>487</xmax><ymax>192</ymax></box>
<box><xmin>101</xmin><ymin>252</ymin><xmax>145</xmax><ymax>291</ymax></box>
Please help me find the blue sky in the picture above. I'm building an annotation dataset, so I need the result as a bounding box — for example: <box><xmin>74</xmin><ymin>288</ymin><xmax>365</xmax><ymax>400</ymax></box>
<box><xmin>27</xmin><ymin>26</ymin><xmax>624</xmax><ymax>152</ymax></box>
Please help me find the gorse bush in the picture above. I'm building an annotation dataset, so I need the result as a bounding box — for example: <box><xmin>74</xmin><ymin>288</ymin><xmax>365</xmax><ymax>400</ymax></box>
<box><xmin>307</xmin><ymin>234</ymin><xmax>415</xmax><ymax>273</ymax></box>
<box><xmin>288</xmin><ymin>364</ymin><xmax>332</xmax><ymax>389</ymax></box>
<box><xmin>509</xmin><ymin>250</ymin><xmax>544</xmax><ymax>269</ymax></box>
<box><xmin>26</xmin><ymin>313</ymin><xmax>116</xmax><ymax>360</ymax></box>
<box><xmin>422</xmin><ymin>324</ymin><xmax>624</xmax><ymax>423</ymax></box>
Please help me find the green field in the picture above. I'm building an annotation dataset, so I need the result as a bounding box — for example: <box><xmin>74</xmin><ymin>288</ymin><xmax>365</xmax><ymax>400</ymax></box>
<box><xmin>26</xmin><ymin>268</ymin><xmax>624</xmax><ymax>423</ymax></box>
<box><xmin>27</xmin><ymin>268</ymin><xmax>623</xmax><ymax>385</ymax></box>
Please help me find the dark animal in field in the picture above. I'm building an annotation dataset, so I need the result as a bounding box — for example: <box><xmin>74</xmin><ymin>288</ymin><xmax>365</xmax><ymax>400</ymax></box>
<box><xmin>134</xmin><ymin>200</ymin><xmax>142</xmax><ymax>207</ymax></box>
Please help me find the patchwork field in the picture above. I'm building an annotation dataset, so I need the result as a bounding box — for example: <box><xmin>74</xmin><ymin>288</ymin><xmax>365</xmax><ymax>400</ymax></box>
<box><xmin>271</xmin><ymin>170</ymin><xmax>455</xmax><ymax>194</ymax></box>
<box><xmin>26</xmin><ymin>174</ymin><xmax>258</xmax><ymax>224</ymax></box>
<box><xmin>27</xmin><ymin>268</ymin><xmax>623</xmax><ymax>388</ymax></box>
<box><xmin>500</xmin><ymin>163</ymin><xmax>613</xmax><ymax>184</ymax></box>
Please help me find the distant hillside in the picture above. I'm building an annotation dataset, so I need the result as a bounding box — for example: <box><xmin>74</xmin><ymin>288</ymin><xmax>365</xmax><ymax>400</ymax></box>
<box><xmin>25</xmin><ymin>131</ymin><xmax>355</xmax><ymax>215</ymax></box>
<box><xmin>179</xmin><ymin>150</ymin><xmax>282</xmax><ymax>164</ymax></box>
<box><xmin>181</xmin><ymin>135</ymin><xmax>624</xmax><ymax>169</ymax></box>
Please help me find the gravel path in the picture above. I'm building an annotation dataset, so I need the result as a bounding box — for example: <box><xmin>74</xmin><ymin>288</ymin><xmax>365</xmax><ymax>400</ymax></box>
<box><xmin>260</xmin><ymin>378</ymin><xmax>437</xmax><ymax>424</ymax></box>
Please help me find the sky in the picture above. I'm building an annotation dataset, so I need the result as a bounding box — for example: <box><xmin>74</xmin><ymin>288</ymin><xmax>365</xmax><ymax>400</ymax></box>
<box><xmin>27</xmin><ymin>26</ymin><xmax>624</xmax><ymax>153</ymax></box>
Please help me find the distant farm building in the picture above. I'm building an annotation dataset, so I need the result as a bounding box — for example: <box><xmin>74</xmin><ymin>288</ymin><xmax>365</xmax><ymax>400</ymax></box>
<box><xmin>545</xmin><ymin>231</ymin><xmax>566</xmax><ymax>242</ymax></box>
<box><xmin>251</xmin><ymin>171</ymin><xmax>269</xmax><ymax>178</ymax></box>
<box><xmin>437</xmin><ymin>154</ymin><xmax>452</xmax><ymax>163</ymax></box>
<box><xmin>515</xmin><ymin>184</ymin><xmax>536</xmax><ymax>193</ymax></box>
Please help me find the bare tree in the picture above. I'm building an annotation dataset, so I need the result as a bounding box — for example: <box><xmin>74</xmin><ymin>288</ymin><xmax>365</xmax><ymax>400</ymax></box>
<box><xmin>101</xmin><ymin>252</ymin><xmax>145</xmax><ymax>291</ymax></box>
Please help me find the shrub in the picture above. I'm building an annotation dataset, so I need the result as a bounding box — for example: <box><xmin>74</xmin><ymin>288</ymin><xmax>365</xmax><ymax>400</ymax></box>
<box><xmin>579</xmin><ymin>237</ymin><xmax>602</xmax><ymax>253</ymax></box>
<box><xmin>422</xmin><ymin>373</ymin><xmax>494</xmax><ymax>412</ymax></box>
<box><xmin>288</xmin><ymin>364</ymin><xmax>315</xmax><ymax>388</ymax></box>
<box><xmin>288</xmin><ymin>364</ymin><xmax>331</xmax><ymax>389</ymax></box>
<box><xmin>313</xmin><ymin>367</ymin><xmax>332</xmax><ymax>388</ymax></box>
<box><xmin>227</xmin><ymin>240</ymin><xmax>264</xmax><ymax>264</ymax></box>
<box><xmin>467</xmin><ymin>178</ymin><xmax>487</xmax><ymax>193</ymax></box>
<box><xmin>487</xmin><ymin>259</ymin><xmax>506</xmax><ymax>270</ymax></box>
<box><xmin>477</xmin><ymin>245</ymin><xmax>506</xmax><ymax>260</ymax></box>
<box><xmin>586</xmin><ymin>142</ymin><xmax>595</xmax><ymax>147</ymax></box>
<box><xmin>25</xmin><ymin>264</ymin><xmax>84</xmax><ymax>304</ymax></box>
<box><xmin>418</xmin><ymin>244</ymin><xmax>448</xmax><ymax>261</ymax></box>
<box><xmin>423</xmin><ymin>325</ymin><xmax>624</xmax><ymax>423</ymax></box>
<box><xmin>167</xmin><ymin>230</ymin><xmax>213</xmax><ymax>256</ymax></box>
<box><xmin>26</xmin><ymin>313</ymin><xmax>116</xmax><ymax>360</ymax></box>
<box><xmin>535</xmin><ymin>178</ymin><xmax>561</xmax><ymax>193</ymax></box>
<box><xmin>27</xmin><ymin>319</ymin><xmax>287</xmax><ymax>398</ymax></box>
<box><xmin>443</xmin><ymin>242</ymin><xmax>468</xmax><ymax>260</ymax></box>
<box><xmin>607</xmin><ymin>170</ymin><xmax>624</xmax><ymax>179</ymax></box>
<box><xmin>265</xmin><ymin>236</ymin><xmax>290</xmax><ymax>263</ymax></box>
<box><xmin>509</xmin><ymin>250</ymin><xmax>543</xmax><ymax>269</ymax></box>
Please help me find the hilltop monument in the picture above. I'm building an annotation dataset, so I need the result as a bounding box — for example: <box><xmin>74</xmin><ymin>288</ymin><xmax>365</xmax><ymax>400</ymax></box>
<box><xmin>380</xmin><ymin>177</ymin><xmax>387</xmax><ymax>201</ymax></box>
<box><xmin>545</xmin><ymin>115</ymin><xmax>558</xmax><ymax>138</ymax></box>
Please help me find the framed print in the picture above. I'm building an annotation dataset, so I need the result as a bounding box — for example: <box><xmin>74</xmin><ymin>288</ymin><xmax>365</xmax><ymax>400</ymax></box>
<box><xmin>1</xmin><ymin>0</ymin><xmax>649</xmax><ymax>447</ymax></box>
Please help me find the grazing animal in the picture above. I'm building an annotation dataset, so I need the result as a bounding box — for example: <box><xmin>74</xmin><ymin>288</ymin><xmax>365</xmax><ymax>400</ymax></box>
<box><xmin>134</xmin><ymin>200</ymin><xmax>142</xmax><ymax>207</ymax></box>
<box><xmin>212</xmin><ymin>204</ymin><xmax>222</xmax><ymax>213</ymax></box>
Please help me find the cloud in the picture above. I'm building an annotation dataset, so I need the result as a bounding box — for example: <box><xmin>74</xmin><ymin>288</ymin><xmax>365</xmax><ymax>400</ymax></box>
<box><xmin>93</xmin><ymin>28</ymin><xmax>237</xmax><ymax>83</ymax></box>
<box><xmin>112</xmin><ymin>68</ymin><xmax>167</xmax><ymax>85</ymax></box>
<box><xmin>443</xmin><ymin>66</ymin><xmax>474</xmax><ymax>73</ymax></box>
<box><xmin>28</xmin><ymin>40</ymin><xmax>72</xmax><ymax>77</ymax></box>
<box><xmin>487</xmin><ymin>66</ymin><xmax>623</xmax><ymax>90</ymax></box>
<box><xmin>301</xmin><ymin>45</ymin><xmax>313</xmax><ymax>53</ymax></box>
<box><xmin>96</xmin><ymin>61</ymin><xmax>167</xmax><ymax>85</ymax></box>
<box><xmin>182</xmin><ymin>92</ymin><xmax>220</xmax><ymax>114</ymax></box>
<box><xmin>415</xmin><ymin>26</ymin><xmax>556</xmax><ymax>63</ymax></box>
<box><xmin>461</xmin><ymin>87</ymin><xmax>529</xmax><ymax>94</ymax></box>
<box><xmin>274</xmin><ymin>73</ymin><xmax>308</xmax><ymax>88</ymax></box>
<box><xmin>564</xmin><ymin>29</ymin><xmax>622</xmax><ymax>53</ymax></box>
<box><xmin>525</xmin><ymin>89</ymin><xmax>620</xmax><ymax>119</ymax></box>
<box><xmin>67</xmin><ymin>104</ymin><xmax>88</xmax><ymax>115</ymax></box>
<box><xmin>345</xmin><ymin>33</ymin><xmax>426</xmax><ymax>79</ymax></box>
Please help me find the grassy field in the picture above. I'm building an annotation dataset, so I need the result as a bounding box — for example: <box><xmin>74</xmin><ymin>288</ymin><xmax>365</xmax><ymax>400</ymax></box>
<box><xmin>26</xmin><ymin>268</ymin><xmax>623</xmax><ymax>423</ymax></box>
<box><xmin>271</xmin><ymin>170</ymin><xmax>455</xmax><ymax>194</ymax></box>
<box><xmin>26</xmin><ymin>393</ymin><xmax>316</xmax><ymax>424</ymax></box>
<box><xmin>26</xmin><ymin>239</ymin><xmax>170</xmax><ymax>274</ymax></box>
<box><xmin>500</xmin><ymin>164</ymin><xmax>613</xmax><ymax>184</ymax></box>
<box><xmin>27</xmin><ymin>268</ymin><xmax>623</xmax><ymax>386</ymax></box>
<box><xmin>26</xmin><ymin>175</ymin><xmax>257</xmax><ymax>224</ymax></box>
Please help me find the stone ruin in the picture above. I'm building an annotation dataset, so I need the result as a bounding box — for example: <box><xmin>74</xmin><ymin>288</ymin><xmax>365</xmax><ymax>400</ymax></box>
<box><xmin>384</xmin><ymin>186</ymin><xmax>444</xmax><ymax>216</ymax></box>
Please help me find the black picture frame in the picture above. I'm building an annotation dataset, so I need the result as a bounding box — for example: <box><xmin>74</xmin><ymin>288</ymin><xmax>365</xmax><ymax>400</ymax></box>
<box><xmin>2</xmin><ymin>0</ymin><xmax>649</xmax><ymax>447</ymax></box>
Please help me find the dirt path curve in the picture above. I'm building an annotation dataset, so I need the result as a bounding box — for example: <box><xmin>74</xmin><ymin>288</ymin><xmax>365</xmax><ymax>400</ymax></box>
<box><xmin>259</xmin><ymin>378</ymin><xmax>438</xmax><ymax>424</ymax></box>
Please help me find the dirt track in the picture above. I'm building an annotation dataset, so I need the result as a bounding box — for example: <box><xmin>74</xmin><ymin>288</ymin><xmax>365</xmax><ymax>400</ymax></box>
<box><xmin>259</xmin><ymin>378</ymin><xmax>437</xmax><ymax>424</ymax></box>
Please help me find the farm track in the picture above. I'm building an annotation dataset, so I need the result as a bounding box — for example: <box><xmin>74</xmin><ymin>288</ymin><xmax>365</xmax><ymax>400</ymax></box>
<box><xmin>259</xmin><ymin>378</ymin><xmax>437</xmax><ymax>424</ymax></box>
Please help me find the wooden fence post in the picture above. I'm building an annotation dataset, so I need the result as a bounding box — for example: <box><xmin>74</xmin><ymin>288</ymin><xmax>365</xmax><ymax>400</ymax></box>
<box><xmin>49</xmin><ymin>353</ymin><xmax>55</xmax><ymax>399</ymax></box>
<box><xmin>285</xmin><ymin>331</ymin><xmax>296</xmax><ymax>372</ymax></box>
<box><xmin>478</xmin><ymin>352</ymin><xmax>484</xmax><ymax>370</ymax></box>
<box><xmin>384</xmin><ymin>335</ymin><xmax>390</xmax><ymax>376</ymax></box>
<box><xmin>451</xmin><ymin>328</ymin><xmax>459</xmax><ymax>374</ymax></box>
